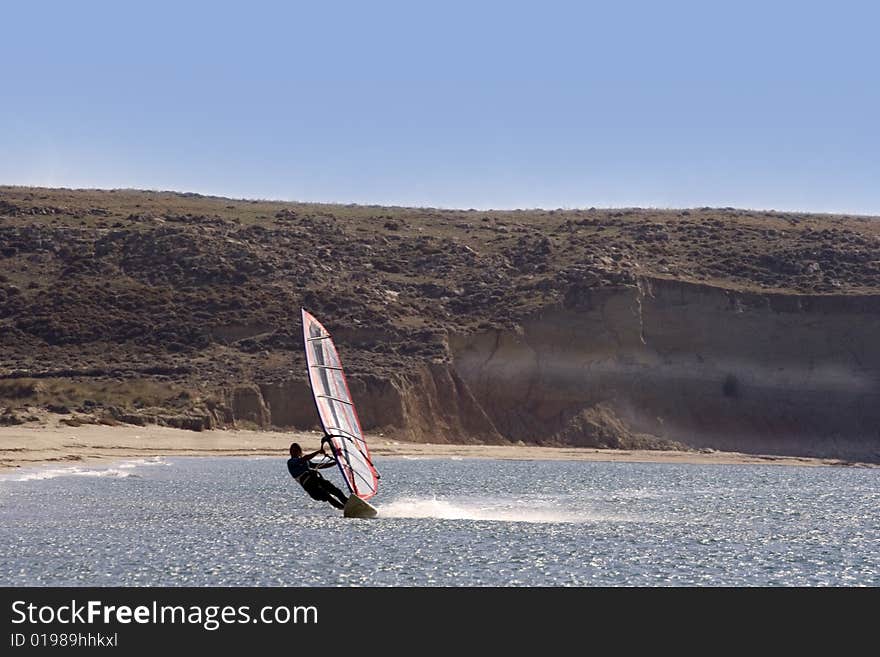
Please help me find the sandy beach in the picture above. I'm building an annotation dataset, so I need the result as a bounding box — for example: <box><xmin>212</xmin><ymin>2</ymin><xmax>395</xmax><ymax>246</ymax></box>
<box><xmin>0</xmin><ymin>422</ymin><xmax>869</xmax><ymax>472</ymax></box>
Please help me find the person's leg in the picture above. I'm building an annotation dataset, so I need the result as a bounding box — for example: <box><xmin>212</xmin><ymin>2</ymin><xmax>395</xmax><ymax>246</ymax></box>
<box><xmin>324</xmin><ymin>479</ymin><xmax>348</xmax><ymax>509</ymax></box>
<box><xmin>306</xmin><ymin>481</ymin><xmax>343</xmax><ymax>509</ymax></box>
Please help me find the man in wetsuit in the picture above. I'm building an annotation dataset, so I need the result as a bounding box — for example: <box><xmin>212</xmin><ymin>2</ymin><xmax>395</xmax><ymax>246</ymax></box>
<box><xmin>287</xmin><ymin>442</ymin><xmax>349</xmax><ymax>510</ymax></box>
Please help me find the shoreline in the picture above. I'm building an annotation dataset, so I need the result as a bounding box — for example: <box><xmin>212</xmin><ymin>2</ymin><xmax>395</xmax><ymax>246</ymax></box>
<box><xmin>0</xmin><ymin>423</ymin><xmax>873</xmax><ymax>472</ymax></box>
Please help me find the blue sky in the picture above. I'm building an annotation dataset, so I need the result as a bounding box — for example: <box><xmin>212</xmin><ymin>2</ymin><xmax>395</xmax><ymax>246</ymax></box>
<box><xmin>2</xmin><ymin>1</ymin><xmax>878</xmax><ymax>213</ymax></box>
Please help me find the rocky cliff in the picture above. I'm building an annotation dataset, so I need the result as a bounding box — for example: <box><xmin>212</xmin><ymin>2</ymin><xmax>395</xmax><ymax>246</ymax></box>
<box><xmin>451</xmin><ymin>278</ymin><xmax>880</xmax><ymax>460</ymax></box>
<box><xmin>245</xmin><ymin>363</ymin><xmax>503</xmax><ymax>444</ymax></box>
<box><xmin>1</xmin><ymin>186</ymin><xmax>878</xmax><ymax>461</ymax></box>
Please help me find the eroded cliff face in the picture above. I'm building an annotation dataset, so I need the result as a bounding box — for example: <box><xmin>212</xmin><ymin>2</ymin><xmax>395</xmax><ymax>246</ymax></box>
<box><xmin>225</xmin><ymin>277</ymin><xmax>879</xmax><ymax>460</ymax></box>
<box><xmin>450</xmin><ymin>278</ymin><xmax>880</xmax><ymax>461</ymax></box>
<box><xmin>229</xmin><ymin>362</ymin><xmax>504</xmax><ymax>445</ymax></box>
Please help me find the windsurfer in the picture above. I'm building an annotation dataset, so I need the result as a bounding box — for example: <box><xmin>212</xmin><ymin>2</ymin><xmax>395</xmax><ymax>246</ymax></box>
<box><xmin>299</xmin><ymin>309</ymin><xmax>380</xmax><ymax>517</ymax></box>
<box><xmin>287</xmin><ymin>442</ymin><xmax>349</xmax><ymax>510</ymax></box>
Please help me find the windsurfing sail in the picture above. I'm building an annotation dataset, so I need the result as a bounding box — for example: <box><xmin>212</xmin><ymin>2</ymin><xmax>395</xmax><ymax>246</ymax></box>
<box><xmin>301</xmin><ymin>308</ymin><xmax>379</xmax><ymax>500</ymax></box>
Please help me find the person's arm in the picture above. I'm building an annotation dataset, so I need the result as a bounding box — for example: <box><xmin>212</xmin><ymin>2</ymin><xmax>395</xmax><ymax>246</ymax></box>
<box><xmin>314</xmin><ymin>445</ymin><xmax>337</xmax><ymax>469</ymax></box>
<box><xmin>302</xmin><ymin>448</ymin><xmax>324</xmax><ymax>462</ymax></box>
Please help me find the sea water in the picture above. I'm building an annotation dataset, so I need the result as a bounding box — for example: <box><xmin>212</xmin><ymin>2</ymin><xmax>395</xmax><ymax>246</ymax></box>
<box><xmin>0</xmin><ymin>456</ymin><xmax>877</xmax><ymax>586</ymax></box>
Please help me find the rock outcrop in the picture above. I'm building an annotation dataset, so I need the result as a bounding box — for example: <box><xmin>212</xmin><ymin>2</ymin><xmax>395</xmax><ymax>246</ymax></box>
<box><xmin>451</xmin><ymin>278</ymin><xmax>880</xmax><ymax>461</ymax></box>
<box><xmin>233</xmin><ymin>363</ymin><xmax>505</xmax><ymax>444</ymax></box>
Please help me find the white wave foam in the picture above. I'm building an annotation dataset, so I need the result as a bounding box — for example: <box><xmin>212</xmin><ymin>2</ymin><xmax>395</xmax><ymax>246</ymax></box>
<box><xmin>0</xmin><ymin>457</ymin><xmax>169</xmax><ymax>482</ymax></box>
<box><xmin>377</xmin><ymin>497</ymin><xmax>590</xmax><ymax>524</ymax></box>
<box><xmin>114</xmin><ymin>457</ymin><xmax>169</xmax><ymax>469</ymax></box>
<box><xmin>3</xmin><ymin>467</ymin><xmax>135</xmax><ymax>481</ymax></box>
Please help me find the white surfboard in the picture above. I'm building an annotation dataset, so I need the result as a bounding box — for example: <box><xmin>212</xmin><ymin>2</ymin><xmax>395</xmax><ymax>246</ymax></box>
<box><xmin>343</xmin><ymin>495</ymin><xmax>378</xmax><ymax>519</ymax></box>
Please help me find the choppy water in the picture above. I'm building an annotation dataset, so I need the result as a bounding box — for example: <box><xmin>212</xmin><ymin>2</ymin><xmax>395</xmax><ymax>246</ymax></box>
<box><xmin>0</xmin><ymin>456</ymin><xmax>877</xmax><ymax>586</ymax></box>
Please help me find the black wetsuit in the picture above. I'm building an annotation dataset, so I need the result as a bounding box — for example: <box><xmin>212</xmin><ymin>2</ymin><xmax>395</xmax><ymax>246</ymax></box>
<box><xmin>287</xmin><ymin>456</ymin><xmax>349</xmax><ymax>510</ymax></box>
